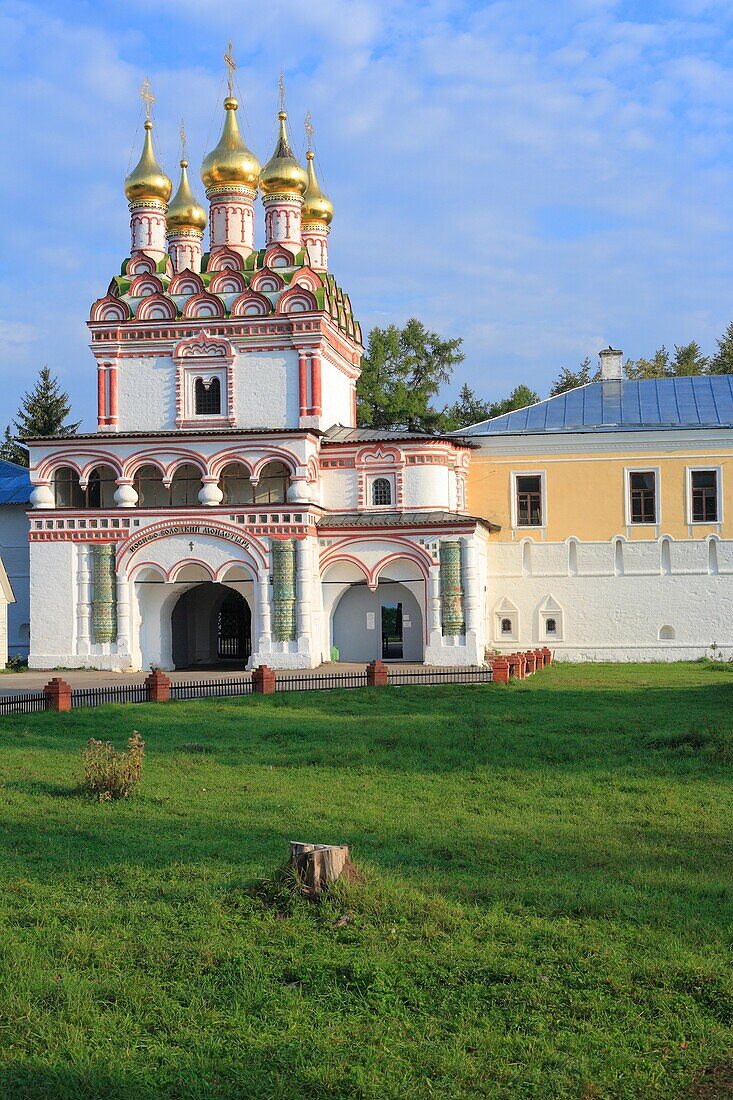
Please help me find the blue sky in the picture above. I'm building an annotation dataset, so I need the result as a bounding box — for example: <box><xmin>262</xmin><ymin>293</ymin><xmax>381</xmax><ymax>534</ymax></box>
<box><xmin>2</xmin><ymin>0</ymin><xmax>733</xmax><ymax>429</ymax></box>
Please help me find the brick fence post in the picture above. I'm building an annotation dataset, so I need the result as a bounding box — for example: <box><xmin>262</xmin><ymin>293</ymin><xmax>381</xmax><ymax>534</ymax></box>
<box><xmin>145</xmin><ymin>669</ymin><xmax>171</xmax><ymax>703</ymax></box>
<box><xmin>542</xmin><ymin>647</ymin><xmax>553</xmax><ymax>665</ymax></box>
<box><xmin>515</xmin><ymin>654</ymin><xmax>526</xmax><ymax>679</ymax></box>
<box><xmin>492</xmin><ymin>657</ymin><xmax>510</xmax><ymax>684</ymax></box>
<box><xmin>252</xmin><ymin>665</ymin><xmax>276</xmax><ymax>695</ymax></box>
<box><xmin>44</xmin><ymin>677</ymin><xmax>72</xmax><ymax>713</ymax></box>
<box><xmin>534</xmin><ymin>648</ymin><xmax>545</xmax><ymax>669</ymax></box>
<box><xmin>366</xmin><ymin>659</ymin><xmax>389</xmax><ymax>687</ymax></box>
<box><xmin>525</xmin><ymin>651</ymin><xmax>536</xmax><ymax>674</ymax></box>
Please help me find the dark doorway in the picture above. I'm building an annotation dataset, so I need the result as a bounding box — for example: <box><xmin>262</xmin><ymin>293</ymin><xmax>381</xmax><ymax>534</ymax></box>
<box><xmin>171</xmin><ymin>583</ymin><xmax>251</xmax><ymax>669</ymax></box>
<box><xmin>381</xmin><ymin>602</ymin><xmax>403</xmax><ymax>659</ymax></box>
<box><xmin>217</xmin><ymin>590</ymin><xmax>250</xmax><ymax>659</ymax></box>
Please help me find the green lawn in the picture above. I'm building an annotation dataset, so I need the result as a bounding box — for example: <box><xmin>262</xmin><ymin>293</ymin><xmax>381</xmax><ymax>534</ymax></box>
<box><xmin>0</xmin><ymin>664</ymin><xmax>731</xmax><ymax>1099</ymax></box>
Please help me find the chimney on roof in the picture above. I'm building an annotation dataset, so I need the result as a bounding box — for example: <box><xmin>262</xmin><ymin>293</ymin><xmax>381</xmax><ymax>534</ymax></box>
<box><xmin>599</xmin><ymin>346</ymin><xmax>623</xmax><ymax>381</ymax></box>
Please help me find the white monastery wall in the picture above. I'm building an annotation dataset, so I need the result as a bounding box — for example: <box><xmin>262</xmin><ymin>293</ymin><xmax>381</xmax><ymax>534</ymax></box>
<box><xmin>117</xmin><ymin>357</ymin><xmax>176</xmax><ymax>431</ymax></box>
<box><xmin>232</xmin><ymin>352</ymin><xmax>298</xmax><ymax>428</ymax></box>
<box><xmin>28</xmin><ymin>541</ymin><xmax>77</xmax><ymax>667</ymax></box>
<box><xmin>402</xmin><ymin>465</ymin><xmax>453</xmax><ymax>510</ymax></box>
<box><xmin>318</xmin><ymin>467</ymin><xmax>358</xmax><ymax>510</ymax></box>
<box><xmin>487</xmin><ymin>537</ymin><xmax>733</xmax><ymax>660</ymax></box>
<box><xmin>320</xmin><ymin>367</ymin><xmax>353</xmax><ymax>430</ymax></box>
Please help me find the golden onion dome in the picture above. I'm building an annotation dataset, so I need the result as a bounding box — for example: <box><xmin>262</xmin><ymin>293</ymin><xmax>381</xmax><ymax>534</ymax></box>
<box><xmin>259</xmin><ymin>112</ymin><xmax>308</xmax><ymax>197</ymax></box>
<box><xmin>124</xmin><ymin>120</ymin><xmax>172</xmax><ymax>205</ymax></box>
<box><xmin>166</xmin><ymin>159</ymin><xmax>207</xmax><ymax>233</ymax></box>
<box><xmin>302</xmin><ymin>151</ymin><xmax>333</xmax><ymax>225</ymax></box>
<box><xmin>200</xmin><ymin>97</ymin><xmax>261</xmax><ymax>191</ymax></box>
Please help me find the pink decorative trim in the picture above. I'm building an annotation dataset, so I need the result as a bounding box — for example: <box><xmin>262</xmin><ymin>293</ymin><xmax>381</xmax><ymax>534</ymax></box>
<box><xmin>230</xmin><ymin>291</ymin><xmax>271</xmax><ymax>317</ymax></box>
<box><xmin>310</xmin><ymin>354</ymin><xmax>322</xmax><ymax>415</ymax></box>
<box><xmin>298</xmin><ymin>352</ymin><xmax>308</xmax><ymax>417</ymax></box>
<box><xmin>182</xmin><ymin>292</ymin><xmax>226</xmax><ymax>320</ymax></box>
<box><xmin>169</xmin><ymin>269</ymin><xmax>204</xmax><ymax>296</ymax></box>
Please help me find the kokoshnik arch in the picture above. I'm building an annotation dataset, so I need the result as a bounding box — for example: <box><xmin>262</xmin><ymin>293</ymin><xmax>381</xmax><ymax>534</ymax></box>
<box><xmin>25</xmin><ymin>59</ymin><xmax>490</xmax><ymax>671</ymax></box>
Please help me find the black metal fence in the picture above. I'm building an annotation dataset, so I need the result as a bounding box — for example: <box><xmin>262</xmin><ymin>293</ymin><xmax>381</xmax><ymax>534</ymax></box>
<box><xmin>275</xmin><ymin>670</ymin><xmax>368</xmax><ymax>692</ymax></box>
<box><xmin>0</xmin><ymin>690</ymin><xmax>48</xmax><ymax>715</ymax></box>
<box><xmin>390</xmin><ymin>666</ymin><xmax>493</xmax><ymax>687</ymax></box>
<box><xmin>0</xmin><ymin>663</ymin><xmax>500</xmax><ymax>717</ymax></box>
<box><xmin>170</xmin><ymin>677</ymin><xmax>253</xmax><ymax>701</ymax></box>
<box><xmin>71</xmin><ymin>684</ymin><xmax>149</xmax><ymax>709</ymax></box>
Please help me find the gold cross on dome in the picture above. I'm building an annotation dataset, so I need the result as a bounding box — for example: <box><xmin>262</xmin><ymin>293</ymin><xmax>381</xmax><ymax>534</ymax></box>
<box><xmin>179</xmin><ymin>119</ymin><xmax>187</xmax><ymax>161</ymax></box>
<box><xmin>224</xmin><ymin>40</ymin><xmax>236</xmax><ymax>97</ymax></box>
<box><xmin>278</xmin><ymin>69</ymin><xmax>286</xmax><ymax>112</ymax></box>
<box><xmin>304</xmin><ymin>110</ymin><xmax>314</xmax><ymax>152</ymax></box>
<box><xmin>140</xmin><ymin>77</ymin><xmax>155</xmax><ymax>121</ymax></box>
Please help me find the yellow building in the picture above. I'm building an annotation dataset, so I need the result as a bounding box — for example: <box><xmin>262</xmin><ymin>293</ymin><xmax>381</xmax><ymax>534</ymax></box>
<box><xmin>462</xmin><ymin>350</ymin><xmax>733</xmax><ymax>660</ymax></box>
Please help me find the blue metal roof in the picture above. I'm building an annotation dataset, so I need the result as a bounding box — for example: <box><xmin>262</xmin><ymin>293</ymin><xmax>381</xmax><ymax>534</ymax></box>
<box><xmin>0</xmin><ymin>459</ymin><xmax>32</xmax><ymax>505</ymax></box>
<box><xmin>460</xmin><ymin>375</ymin><xmax>733</xmax><ymax>435</ymax></box>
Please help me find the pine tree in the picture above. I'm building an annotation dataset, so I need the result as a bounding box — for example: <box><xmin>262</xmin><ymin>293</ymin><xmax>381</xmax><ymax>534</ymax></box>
<box><xmin>708</xmin><ymin>322</ymin><xmax>733</xmax><ymax>375</ymax></box>
<box><xmin>625</xmin><ymin>346</ymin><xmax>670</xmax><ymax>379</ymax></box>
<box><xmin>442</xmin><ymin>383</ymin><xmax>540</xmax><ymax>431</ymax></box>
<box><xmin>0</xmin><ymin>366</ymin><xmax>79</xmax><ymax>468</ymax></box>
<box><xmin>671</xmin><ymin>341</ymin><xmax>708</xmax><ymax>376</ymax></box>
<box><xmin>549</xmin><ymin>358</ymin><xmax>595</xmax><ymax>396</ymax></box>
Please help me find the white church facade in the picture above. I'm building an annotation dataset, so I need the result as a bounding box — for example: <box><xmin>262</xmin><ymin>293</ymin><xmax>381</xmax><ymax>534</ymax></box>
<box><xmin>25</xmin><ymin>75</ymin><xmax>490</xmax><ymax>672</ymax></box>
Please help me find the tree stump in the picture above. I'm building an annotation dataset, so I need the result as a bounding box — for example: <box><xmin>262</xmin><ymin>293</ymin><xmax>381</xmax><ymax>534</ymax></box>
<box><xmin>290</xmin><ymin>842</ymin><xmax>352</xmax><ymax>896</ymax></box>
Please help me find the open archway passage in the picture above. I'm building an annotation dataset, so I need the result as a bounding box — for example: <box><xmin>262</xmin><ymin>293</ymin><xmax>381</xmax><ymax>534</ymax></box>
<box><xmin>171</xmin><ymin>583</ymin><xmax>251</xmax><ymax>669</ymax></box>
<box><xmin>332</xmin><ymin>579</ymin><xmax>424</xmax><ymax>662</ymax></box>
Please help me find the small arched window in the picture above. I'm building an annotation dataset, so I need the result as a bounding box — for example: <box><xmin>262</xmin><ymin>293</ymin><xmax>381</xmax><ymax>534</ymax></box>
<box><xmin>194</xmin><ymin>377</ymin><xmax>221</xmax><ymax>416</ymax></box>
<box><xmin>86</xmin><ymin>465</ymin><xmax>117</xmax><ymax>509</ymax></box>
<box><xmin>546</xmin><ymin>618</ymin><xmax>557</xmax><ymax>635</ymax></box>
<box><xmin>501</xmin><ymin>617</ymin><xmax>513</xmax><ymax>635</ymax></box>
<box><xmin>372</xmin><ymin>478</ymin><xmax>392</xmax><ymax>506</ymax></box>
<box><xmin>255</xmin><ymin>461</ymin><xmax>290</xmax><ymax>504</ymax></box>
<box><xmin>221</xmin><ymin>463</ymin><xmax>254</xmax><ymax>506</ymax></box>
<box><xmin>53</xmin><ymin>466</ymin><xmax>84</xmax><ymax>508</ymax></box>
<box><xmin>133</xmin><ymin>465</ymin><xmax>169</xmax><ymax>507</ymax></box>
<box><xmin>170</xmin><ymin>463</ymin><xmax>203</xmax><ymax>507</ymax></box>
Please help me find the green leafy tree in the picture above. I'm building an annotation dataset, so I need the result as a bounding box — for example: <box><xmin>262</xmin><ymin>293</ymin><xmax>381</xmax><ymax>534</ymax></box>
<box><xmin>625</xmin><ymin>346</ymin><xmax>670</xmax><ymax>379</ymax></box>
<box><xmin>0</xmin><ymin>366</ymin><xmax>79</xmax><ymax>467</ymax></box>
<box><xmin>549</xmin><ymin>358</ymin><xmax>595</xmax><ymax>397</ymax></box>
<box><xmin>708</xmin><ymin>323</ymin><xmax>733</xmax><ymax>374</ymax></box>
<box><xmin>356</xmin><ymin>319</ymin><xmax>464</xmax><ymax>433</ymax></box>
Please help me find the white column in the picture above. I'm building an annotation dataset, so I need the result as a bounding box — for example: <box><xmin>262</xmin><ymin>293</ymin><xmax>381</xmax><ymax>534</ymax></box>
<box><xmin>296</xmin><ymin>537</ymin><xmax>313</xmax><ymax>657</ymax></box>
<box><xmin>116</xmin><ymin>574</ymin><xmax>131</xmax><ymax>660</ymax></box>
<box><xmin>76</xmin><ymin>545</ymin><xmax>92</xmax><ymax>657</ymax></box>
<box><xmin>255</xmin><ymin>571</ymin><xmax>272</xmax><ymax>659</ymax></box>
<box><xmin>461</xmin><ymin>536</ymin><xmax>481</xmax><ymax>663</ymax></box>
<box><xmin>427</xmin><ymin>564</ymin><xmax>442</xmax><ymax>650</ymax></box>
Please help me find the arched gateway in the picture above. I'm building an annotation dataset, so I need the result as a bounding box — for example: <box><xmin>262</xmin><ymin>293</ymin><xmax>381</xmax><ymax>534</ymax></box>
<box><xmin>171</xmin><ymin>583</ymin><xmax>251</xmax><ymax>668</ymax></box>
<box><xmin>123</xmin><ymin>522</ymin><xmax>266</xmax><ymax>671</ymax></box>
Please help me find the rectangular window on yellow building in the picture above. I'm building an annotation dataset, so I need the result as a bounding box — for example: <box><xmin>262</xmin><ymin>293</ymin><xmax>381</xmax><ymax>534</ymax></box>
<box><xmin>630</xmin><ymin>471</ymin><xmax>656</xmax><ymax>524</ymax></box>
<box><xmin>516</xmin><ymin>475</ymin><xmax>543</xmax><ymax>526</ymax></box>
<box><xmin>691</xmin><ymin>470</ymin><xmax>718</xmax><ymax>523</ymax></box>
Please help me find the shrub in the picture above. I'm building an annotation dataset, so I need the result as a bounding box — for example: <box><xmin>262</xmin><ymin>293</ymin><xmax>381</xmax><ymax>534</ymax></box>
<box><xmin>330</xmin><ymin>646</ymin><xmax>340</xmax><ymax>662</ymax></box>
<box><xmin>82</xmin><ymin>731</ymin><xmax>145</xmax><ymax>801</ymax></box>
